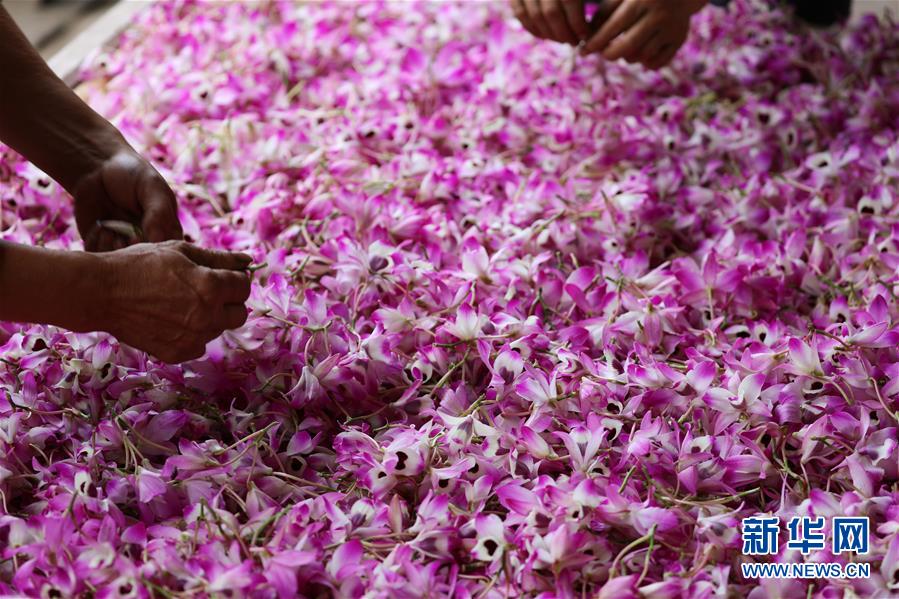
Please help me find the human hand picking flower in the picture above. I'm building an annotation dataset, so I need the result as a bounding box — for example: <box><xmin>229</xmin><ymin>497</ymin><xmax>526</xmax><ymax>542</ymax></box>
<box><xmin>0</xmin><ymin>6</ymin><xmax>250</xmax><ymax>363</ymax></box>
<box><xmin>581</xmin><ymin>0</ymin><xmax>709</xmax><ymax>69</ymax></box>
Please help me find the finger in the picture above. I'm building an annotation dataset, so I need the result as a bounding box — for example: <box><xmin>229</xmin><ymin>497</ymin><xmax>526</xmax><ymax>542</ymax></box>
<box><xmin>540</xmin><ymin>0</ymin><xmax>578</xmax><ymax>44</ymax></box>
<box><xmin>140</xmin><ymin>179</ymin><xmax>183</xmax><ymax>243</ymax></box>
<box><xmin>512</xmin><ymin>0</ymin><xmax>540</xmax><ymax>37</ymax></box>
<box><xmin>180</xmin><ymin>343</ymin><xmax>208</xmax><ymax>362</ymax></box>
<box><xmin>582</xmin><ymin>0</ymin><xmax>643</xmax><ymax>55</ymax></box>
<box><xmin>604</xmin><ymin>16</ymin><xmax>657</xmax><ymax>61</ymax></box>
<box><xmin>83</xmin><ymin>224</ymin><xmax>102</xmax><ymax>252</ymax></box>
<box><xmin>155</xmin><ymin>343</ymin><xmax>206</xmax><ymax>364</ymax></box>
<box><xmin>646</xmin><ymin>42</ymin><xmax>678</xmax><ymax>70</ymax></box>
<box><xmin>180</xmin><ymin>244</ymin><xmax>253</xmax><ymax>271</ymax></box>
<box><xmin>524</xmin><ymin>0</ymin><xmax>553</xmax><ymax>39</ymax></box>
<box><xmin>95</xmin><ymin>228</ymin><xmax>120</xmax><ymax>253</ymax></box>
<box><xmin>223</xmin><ymin>304</ymin><xmax>249</xmax><ymax>330</ymax></box>
<box><xmin>141</xmin><ymin>201</ymin><xmax>182</xmax><ymax>243</ymax></box>
<box><xmin>646</xmin><ymin>26</ymin><xmax>687</xmax><ymax>69</ymax></box>
<box><xmin>639</xmin><ymin>31</ymin><xmax>665</xmax><ymax>64</ymax></box>
<box><xmin>210</xmin><ymin>269</ymin><xmax>252</xmax><ymax>303</ymax></box>
<box><xmin>561</xmin><ymin>0</ymin><xmax>588</xmax><ymax>41</ymax></box>
<box><xmin>587</xmin><ymin>0</ymin><xmax>621</xmax><ymax>35</ymax></box>
<box><xmin>111</xmin><ymin>235</ymin><xmax>128</xmax><ymax>251</ymax></box>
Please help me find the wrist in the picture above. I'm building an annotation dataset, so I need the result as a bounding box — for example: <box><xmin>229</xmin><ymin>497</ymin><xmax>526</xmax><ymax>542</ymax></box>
<box><xmin>68</xmin><ymin>250</ymin><xmax>114</xmax><ymax>333</ymax></box>
<box><xmin>58</xmin><ymin>125</ymin><xmax>133</xmax><ymax>194</ymax></box>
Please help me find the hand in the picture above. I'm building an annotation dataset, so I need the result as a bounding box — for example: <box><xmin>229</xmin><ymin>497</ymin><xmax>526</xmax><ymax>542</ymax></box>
<box><xmin>511</xmin><ymin>0</ymin><xmax>589</xmax><ymax>45</ymax></box>
<box><xmin>97</xmin><ymin>241</ymin><xmax>252</xmax><ymax>363</ymax></box>
<box><xmin>72</xmin><ymin>151</ymin><xmax>183</xmax><ymax>251</ymax></box>
<box><xmin>581</xmin><ymin>0</ymin><xmax>708</xmax><ymax>69</ymax></box>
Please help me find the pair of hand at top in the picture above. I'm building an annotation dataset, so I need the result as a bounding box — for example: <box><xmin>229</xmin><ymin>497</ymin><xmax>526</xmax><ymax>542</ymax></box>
<box><xmin>512</xmin><ymin>0</ymin><xmax>709</xmax><ymax>69</ymax></box>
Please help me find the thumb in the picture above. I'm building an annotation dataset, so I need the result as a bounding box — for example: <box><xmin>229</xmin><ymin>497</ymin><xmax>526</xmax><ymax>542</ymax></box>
<box><xmin>179</xmin><ymin>243</ymin><xmax>253</xmax><ymax>271</ymax></box>
<box><xmin>100</xmin><ymin>152</ymin><xmax>182</xmax><ymax>242</ymax></box>
<box><xmin>563</xmin><ymin>0</ymin><xmax>589</xmax><ymax>41</ymax></box>
<box><xmin>140</xmin><ymin>182</ymin><xmax>184</xmax><ymax>243</ymax></box>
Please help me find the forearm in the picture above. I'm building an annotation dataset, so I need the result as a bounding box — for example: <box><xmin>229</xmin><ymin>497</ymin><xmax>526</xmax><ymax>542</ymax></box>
<box><xmin>0</xmin><ymin>241</ymin><xmax>106</xmax><ymax>332</ymax></box>
<box><xmin>0</xmin><ymin>6</ymin><xmax>129</xmax><ymax>193</ymax></box>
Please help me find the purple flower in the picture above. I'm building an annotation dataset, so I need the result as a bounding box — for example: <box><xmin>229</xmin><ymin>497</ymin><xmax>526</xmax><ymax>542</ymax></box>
<box><xmin>472</xmin><ymin>514</ymin><xmax>506</xmax><ymax>562</ymax></box>
<box><xmin>444</xmin><ymin>303</ymin><xmax>488</xmax><ymax>341</ymax></box>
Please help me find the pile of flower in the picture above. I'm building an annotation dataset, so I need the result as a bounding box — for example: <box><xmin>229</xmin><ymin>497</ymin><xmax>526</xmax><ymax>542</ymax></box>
<box><xmin>2</xmin><ymin>0</ymin><xmax>898</xmax><ymax>596</ymax></box>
